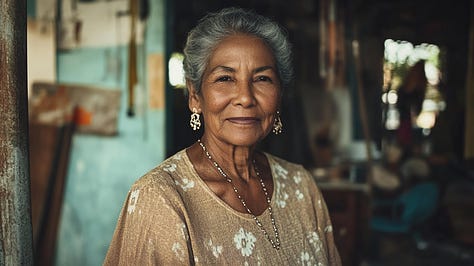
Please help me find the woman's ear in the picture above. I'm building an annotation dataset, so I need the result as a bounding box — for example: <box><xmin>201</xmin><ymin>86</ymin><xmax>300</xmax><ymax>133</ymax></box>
<box><xmin>187</xmin><ymin>80</ymin><xmax>201</xmax><ymax>112</ymax></box>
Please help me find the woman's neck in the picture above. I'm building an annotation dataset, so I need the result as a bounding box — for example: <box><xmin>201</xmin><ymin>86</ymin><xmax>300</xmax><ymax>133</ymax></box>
<box><xmin>200</xmin><ymin>135</ymin><xmax>257</xmax><ymax>183</ymax></box>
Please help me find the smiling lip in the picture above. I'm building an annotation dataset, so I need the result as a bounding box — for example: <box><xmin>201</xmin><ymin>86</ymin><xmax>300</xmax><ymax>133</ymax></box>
<box><xmin>227</xmin><ymin>117</ymin><xmax>260</xmax><ymax>124</ymax></box>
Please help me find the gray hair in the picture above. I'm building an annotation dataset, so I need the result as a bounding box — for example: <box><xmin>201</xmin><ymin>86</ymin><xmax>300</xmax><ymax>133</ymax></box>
<box><xmin>183</xmin><ymin>7</ymin><xmax>293</xmax><ymax>94</ymax></box>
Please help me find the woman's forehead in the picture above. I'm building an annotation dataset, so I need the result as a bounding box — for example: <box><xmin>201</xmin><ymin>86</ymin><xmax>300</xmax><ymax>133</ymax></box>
<box><xmin>207</xmin><ymin>34</ymin><xmax>276</xmax><ymax>70</ymax></box>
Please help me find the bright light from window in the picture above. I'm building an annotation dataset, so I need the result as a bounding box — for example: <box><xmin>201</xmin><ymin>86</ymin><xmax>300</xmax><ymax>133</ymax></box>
<box><xmin>384</xmin><ymin>39</ymin><xmax>399</xmax><ymax>64</ymax></box>
<box><xmin>387</xmin><ymin>90</ymin><xmax>398</xmax><ymax>104</ymax></box>
<box><xmin>382</xmin><ymin>90</ymin><xmax>398</xmax><ymax>104</ymax></box>
<box><xmin>397</xmin><ymin>41</ymin><xmax>414</xmax><ymax>64</ymax></box>
<box><xmin>168</xmin><ymin>52</ymin><xmax>185</xmax><ymax>88</ymax></box>
<box><xmin>385</xmin><ymin>106</ymin><xmax>400</xmax><ymax>130</ymax></box>
<box><xmin>422</xmin><ymin>99</ymin><xmax>438</xmax><ymax>112</ymax></box>
<box><xmin>383</xmin><ymin>39</ymin><xmax>443</xmax><ymax>131</ymax></box>
<box><xmin>416</xmin><ymin>111</ymin><xmax>436</xmax><ymax>129</ymax></box>
<box><xmin>425</xmin><ymin>62</ymin><xmax>439</xmax><ymax>85</ymax></box>
<box><xmin>438</xmin><ymin>101</ymin><xmax>446</xmax><ymax>111</ymax></box>
<box><xmin>384</xmin><ymin>40</ymin><xmax>440</xmax><ymax>68</ymax></box>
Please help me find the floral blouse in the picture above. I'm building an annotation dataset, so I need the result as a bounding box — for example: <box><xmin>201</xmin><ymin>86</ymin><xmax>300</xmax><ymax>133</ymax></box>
<box><xmin>104</xmin><ymin>150</ymin><xmax>341</xmax><ymax>265</ymax></box>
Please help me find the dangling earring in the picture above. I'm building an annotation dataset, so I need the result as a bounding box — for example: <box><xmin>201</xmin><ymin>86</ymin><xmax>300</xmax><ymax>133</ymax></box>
<box><xmin>190</xmin><ymin>108</ymin><xmax>201</xmax><ymax>131</ymax></box>
<box><xmin>273</xmin><ymin>111</ymin><xmax>283</xmax><ymax>134</ymax></box>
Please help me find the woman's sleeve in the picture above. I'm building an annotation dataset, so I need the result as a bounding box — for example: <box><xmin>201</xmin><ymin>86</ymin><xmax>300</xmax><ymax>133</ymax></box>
<box><xmin>103</xmin><ymin>177</ymin><xmax>193</xmax><ymax>265</ymax></box>
<box><xmin>304</xmin><ymin>169</ymin><xmax>342</xmax><ymax>266</ymax></box>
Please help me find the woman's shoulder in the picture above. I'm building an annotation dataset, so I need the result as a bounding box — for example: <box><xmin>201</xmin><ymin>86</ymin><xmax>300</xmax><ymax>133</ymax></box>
<box><xmin>265</xmin><ymin>153</ymin><xmax>325</xmax><ymax>210</ymax></box>
<box><xmin>120</xmin><ymin>149</ymin><xmax>198</xmax><ymax>215</ymax></box>
<box><xmin>131</xmin><ymin>149</ymin><xmax>192</xmax><ymax>193</ymax></box>
<box><xmin>264</xmin><ymin>152</ymin><xmax>315</xmax><ymax>183</ymax></box>
<box><xmin>265</xmin><ymin>152</ymin><xmax>308</xmax><ymax>174</ymax></box>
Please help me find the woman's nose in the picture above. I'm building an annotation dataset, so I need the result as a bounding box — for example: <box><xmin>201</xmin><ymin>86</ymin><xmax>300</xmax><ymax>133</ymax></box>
<box><xmin>232</xmin><ymin>80</ymin><xmax>256</xmax><ymax>107</ymax></box>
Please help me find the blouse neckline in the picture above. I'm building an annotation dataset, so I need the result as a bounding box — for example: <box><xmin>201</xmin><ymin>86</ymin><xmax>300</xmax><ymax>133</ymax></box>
<box><xmin>180</xmin><ymin>149</ymin><xmax>277</xmax><ymax>220</ymax></box>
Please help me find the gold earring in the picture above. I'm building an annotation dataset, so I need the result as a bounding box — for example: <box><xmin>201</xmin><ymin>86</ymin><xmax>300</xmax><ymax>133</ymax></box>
<box><xmin>273</xmin><ymin>111</ymin><xmax>283</xmax><ymax>134</ymax></box>
<box><xmin>190</xmin><ymin>108</ymin><xmax>201</xmax><ymax>131</ymax></box>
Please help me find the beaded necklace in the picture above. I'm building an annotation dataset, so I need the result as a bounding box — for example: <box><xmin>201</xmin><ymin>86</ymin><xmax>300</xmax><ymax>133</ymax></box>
<box><xmin>198</xmin><ymin>139</ymin><xmax>280</xmax><ymax>249</ymax></box>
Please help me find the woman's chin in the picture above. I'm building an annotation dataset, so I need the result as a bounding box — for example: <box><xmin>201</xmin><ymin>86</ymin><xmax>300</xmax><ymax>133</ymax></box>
<box><xmin>220</xmin><ymin>132</ymin><xmax>268</xmax><ymax>147</ymax></box>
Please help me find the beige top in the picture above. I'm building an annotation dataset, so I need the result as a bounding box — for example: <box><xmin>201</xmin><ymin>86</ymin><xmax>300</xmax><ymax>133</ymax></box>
<box><xmin>104</xmin><ymin>150</ymin><xmax>341</xmax><ymax>265</ymax></box>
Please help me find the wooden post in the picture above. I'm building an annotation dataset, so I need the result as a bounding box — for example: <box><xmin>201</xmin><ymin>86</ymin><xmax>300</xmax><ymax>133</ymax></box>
<box><xmin>465</xmin><ymin>1</ymin><xmax>474</xmax><ymax>160</ymax></box>
<box><xmin>0</xmin><ymin>0</ymin><xmax>34</xmax><ymax>264</ymax></box>
<box><xmin>352</xmin><ymin>40</ymin><xmax>374</xmax><ymax>187</ymax></box>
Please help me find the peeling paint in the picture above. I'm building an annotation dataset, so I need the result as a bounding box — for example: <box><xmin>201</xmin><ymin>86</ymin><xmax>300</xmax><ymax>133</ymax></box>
<box><xmin>0</xmin><ymin>0</ymin><xmax>34</xmax><ymax>264</ymax></box>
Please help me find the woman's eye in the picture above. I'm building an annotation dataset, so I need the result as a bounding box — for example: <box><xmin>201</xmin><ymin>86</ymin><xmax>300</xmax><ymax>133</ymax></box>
<box><xmin>255</xmin><ymin>76</ymin><xmax>272</xmax><ymax>82</ymax></box>
<box><xmin>215</xmin><ymin>76</ymin><xmax>233</xmax><ymax>82</ymax></box>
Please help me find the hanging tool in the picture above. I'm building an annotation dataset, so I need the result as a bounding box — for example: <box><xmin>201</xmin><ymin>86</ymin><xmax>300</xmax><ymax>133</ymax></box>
<box><xmin>127</xmin><ymin>0</ymin><xmax>138</xmax><ymax>116</ymax></box>
<box><xmin>139</xmin><ymin>0</ymin><xmax>149</xmax><ymax>140</ymax></box>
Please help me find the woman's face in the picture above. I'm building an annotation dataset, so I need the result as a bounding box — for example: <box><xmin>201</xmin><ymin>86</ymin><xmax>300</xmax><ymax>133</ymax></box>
<box><xmin>189</xmin><ymin>34</ymin><xmax>281</xmax><ymax>147</ymax></box>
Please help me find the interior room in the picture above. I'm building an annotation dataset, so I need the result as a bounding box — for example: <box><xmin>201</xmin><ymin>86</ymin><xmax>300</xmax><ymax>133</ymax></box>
<box><xmin>1</xmin><ymin>0</ymin><xmax>474</xmax><ymax>265</ymax></box>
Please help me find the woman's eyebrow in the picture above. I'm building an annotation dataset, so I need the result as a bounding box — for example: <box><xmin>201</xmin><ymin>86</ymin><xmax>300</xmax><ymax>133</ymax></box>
<box><xmin>254</xmin><ymin>65</ymin><xmax>275</xmax><ymax>74</ymax></box>
<box><xmin>209</xmin><ymin>65</ymin><xmax>275</xmax><ymax>74</ymax></box>
<box><xmin>210</xmin><ymin>65</ymin><xmax>235</xmax><ymax>73</ymax></box>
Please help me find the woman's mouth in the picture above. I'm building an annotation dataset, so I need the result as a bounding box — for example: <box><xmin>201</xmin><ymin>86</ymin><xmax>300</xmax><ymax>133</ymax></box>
<box><xmin>227</xmin><ymin>117</ymin><xmax>260</xmax><ymax>125</ymax></box>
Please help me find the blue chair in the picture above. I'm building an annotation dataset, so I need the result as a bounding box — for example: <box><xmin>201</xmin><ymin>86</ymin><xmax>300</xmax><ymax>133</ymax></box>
<box><xmin>370</xmin><ymin>182</ymin><xmax>439</xmax><ymax>249</ymax></box>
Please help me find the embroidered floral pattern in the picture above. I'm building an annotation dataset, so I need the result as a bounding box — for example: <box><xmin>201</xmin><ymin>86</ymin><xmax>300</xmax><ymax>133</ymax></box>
<box><xmin>308</xmin><ymin>231</ymin><xmax>320</xmax><ymax>244</ymax></box>
<box><xmin>271</xmin><ymin>162</ymin><xmax>290</xmax><ymax>207</ymax></box>
<box><xmin>172</xmin><ymin>242</ymin><xmax>185</xmax><ymax>262</ymax></box>
<box><xmin>293</xmin><ymin>171</ymin><xmax>303</xmax><ymax>184</ymax></box>
<box><xmin>163</xmin><ymin>163</ymin><xmax>177</xmax><ymax>173</ymax></box>
<box><xmin>233</xmin><ymin>228</ymin><xmax>256</xmax><ymax>257</ymax></box>
<box><xmin>274</xmin><ymin>163</ymin><xmax>289</xmax><ymax>179</ymax></box>
<box><xmin>299</xmin><ymin>251</ymin><xmax>315</xmax><ymax>265</ymax></box>
<box><xmin>307</xmin><ymin>231</ymin><xmax>323</xmax><ymax>253</ymax></box>
<box><xmin>177</xmin><ymin>222</ymin><xmax>189</xmax><ymax>241</ymax></box>
<box><xmin>207</xmin><ymin>239</ymin><xmax>223</xmax><ymax>258</ymax></box>
<box><xmin>324</xmin><ymin>225</ymin><xmax>333</xmax><ymax>233</ymax></box>
<box><xmin>275</xmin><ymin>180</ymin><xmax>289</xmax><ymax>208</ymax></box>
<box><xmin>175</xmin><ymin>178</ymin><xmax>195</xmax><ymax>191</ymax></box>
<box><xmin>127</xmin><ymin>189</ymin><xmax>140</xmax><ymax>214</ymax></box>
<box><xmin>296</xmin><ymin>189</ymin><xmax>304</xmax><ymax>200</ymax></box>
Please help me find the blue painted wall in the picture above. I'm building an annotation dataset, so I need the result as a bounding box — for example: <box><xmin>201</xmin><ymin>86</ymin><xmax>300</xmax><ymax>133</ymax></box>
<box><xmin>54</xmin><ymin>1</ymin><xmax>166</xmax><ymax>265</ymax></box>
<box><xmin>27</xmin><ymin>0</ymin><xmax>36</xmax><ymax>18</ymax></box>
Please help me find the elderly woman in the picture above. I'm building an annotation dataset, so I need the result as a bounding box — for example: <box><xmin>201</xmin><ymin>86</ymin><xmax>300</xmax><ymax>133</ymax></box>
<box><xmin>105</xmin><ymin>7</ymin><xmax>340</xmax><ymax>265</ymax></box>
